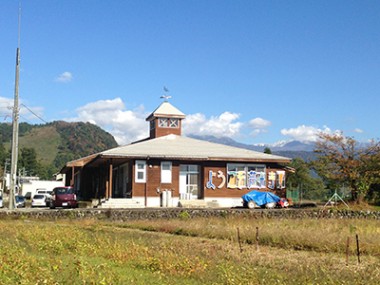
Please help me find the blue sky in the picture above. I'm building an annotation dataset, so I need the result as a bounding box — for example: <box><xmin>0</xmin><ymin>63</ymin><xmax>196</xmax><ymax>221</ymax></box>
<box><xmin>0</xmin><ymin>0</ymin><xmax>379</xmax><ymax>146</ymax></box>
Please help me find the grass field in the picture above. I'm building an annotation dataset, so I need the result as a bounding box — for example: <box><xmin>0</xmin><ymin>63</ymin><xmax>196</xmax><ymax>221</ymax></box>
<box><xmin>0</xmin><ymin>216</ymin><xmax>379</xmax><ymax>284</ymax></box>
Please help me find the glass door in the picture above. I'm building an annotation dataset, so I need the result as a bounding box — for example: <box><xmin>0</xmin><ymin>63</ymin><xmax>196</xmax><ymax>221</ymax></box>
<box><xmin>179</xmin><ymin>165</ymin><xmax>200</xmax><ymax>200</ymax></box>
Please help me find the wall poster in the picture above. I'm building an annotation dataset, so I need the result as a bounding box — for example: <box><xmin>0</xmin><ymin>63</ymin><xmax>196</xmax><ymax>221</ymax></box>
<box><xmin>227</xmin><ymin>164</ymin><xmax>266</xmax><ymax>189</ymax></box>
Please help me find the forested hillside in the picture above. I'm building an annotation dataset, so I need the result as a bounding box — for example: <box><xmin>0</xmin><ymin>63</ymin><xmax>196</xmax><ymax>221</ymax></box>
<box><xmin>0</xmin><ymin>121</ymin><xmax>118</xmax><ymax>179</ymax></box>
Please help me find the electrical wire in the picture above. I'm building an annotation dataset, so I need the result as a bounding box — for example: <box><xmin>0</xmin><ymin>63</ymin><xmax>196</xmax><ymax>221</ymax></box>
<box><xmin>20</xmin><ymin>103</ymin><xmax>48</xmax><ymax>124</ymax></box>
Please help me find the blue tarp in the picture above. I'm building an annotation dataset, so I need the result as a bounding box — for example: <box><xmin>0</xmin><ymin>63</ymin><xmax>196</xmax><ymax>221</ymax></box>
<box><xmin>242</xmin><ymin>190</ymin><xmax>281</xmax><ymax>207</ymax></box>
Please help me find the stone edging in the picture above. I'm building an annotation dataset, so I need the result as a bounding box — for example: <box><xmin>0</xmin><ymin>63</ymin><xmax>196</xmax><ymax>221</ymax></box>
<box><xmin>0</xmin><ymin>207</ymin><xmax>379</xmax><ymax>220</ymax></box>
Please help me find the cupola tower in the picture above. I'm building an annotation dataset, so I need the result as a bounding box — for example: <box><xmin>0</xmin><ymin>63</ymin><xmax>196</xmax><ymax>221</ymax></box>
<box><xmin>145</xmin><ymin>101</ymin><xmax>186</xmax><ymax>139</ymax></box>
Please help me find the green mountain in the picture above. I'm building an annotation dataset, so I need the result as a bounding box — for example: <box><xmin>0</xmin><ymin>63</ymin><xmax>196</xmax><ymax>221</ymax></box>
<box><xmin>0</xmin><ymin>121</ymin><xmax>118</xmax><ymax>177</ymax></box>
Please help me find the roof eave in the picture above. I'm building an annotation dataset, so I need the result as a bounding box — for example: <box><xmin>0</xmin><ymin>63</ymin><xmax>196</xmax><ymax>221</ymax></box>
<box><xmin>99</xmin><ymin>154</ymin><xmax>291</xmax><ymax>163</ymax></box>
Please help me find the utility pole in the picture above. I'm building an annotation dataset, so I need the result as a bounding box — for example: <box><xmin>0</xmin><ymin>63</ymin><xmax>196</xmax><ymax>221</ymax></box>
<box><xmin>9</xmin><ymin>6</ymin><xmax>21</xmax><ymax>210</ymax></box>
<box><xmin>2</xmin><ymin>159</ymin><xmax>10</xmax><ymax>192</ymax></box>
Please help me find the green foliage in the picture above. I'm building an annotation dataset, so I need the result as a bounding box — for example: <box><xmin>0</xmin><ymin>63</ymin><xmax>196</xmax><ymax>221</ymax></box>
<box><xmin>18</xmin><ymin>122</ymin><xmax>35</xmax><ymax>136</ymax></box>
<box><xmin>178</xmin><ymin>210</ymin><xmax>191</xmax><ymax>220</ymax></box>
<box><xmin>0</xmin><ymin>121</ymin><xmax>118</xmax><ymax>179</ymax></box>
<box><xmin>19</xmin><ymin>148</ymin><xmax>39</xmax><ymax>174</ymax></box>
<box><xmin>0</xmin><ymin>123</ymin><xmax>12</xmax><ymax>143</ymax></box>
<box><xmin>0</xmin><ymin>143</ymin><xmax>6</xmax><ymax>175</ymax></box>
<box><xmin>287</xmin><ymin>157</ymin><xmax>327</xmax><ymax>200</ymax></box>
<box><xmin>263</xmin><ymin>147</ymin><xmax>272</xmax><ymax>154</ymax></box>
<box><xmin>366</xmin><ymin>183</ymin><xmax>380</xmax><ymax>205</ymax></box>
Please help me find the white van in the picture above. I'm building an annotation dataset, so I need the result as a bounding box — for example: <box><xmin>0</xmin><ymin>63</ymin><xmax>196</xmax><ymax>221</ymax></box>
<box><xmin>36</xmin><ymin>189</ymin><xmax>53</xmax><ymax>202</ymax></box>
<box><xmin>36</xmin><ymin>189</ymin><xmax>52</xmax><ymax>197</ymax></box>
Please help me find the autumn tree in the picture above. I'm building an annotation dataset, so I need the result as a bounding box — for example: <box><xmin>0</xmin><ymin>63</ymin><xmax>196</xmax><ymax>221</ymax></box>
<box><xmin>313</xmin><ymin>132</ymin><xmax>380</xmax><ymax>203</ymax></box>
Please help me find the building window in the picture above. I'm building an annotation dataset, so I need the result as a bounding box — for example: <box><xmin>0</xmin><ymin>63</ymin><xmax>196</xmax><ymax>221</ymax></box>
<box><xmin>227</xmin><ymin>164</ymin><xmax>266</xmax><ymax>189</ymax></box>
<box><xmin>161</xmin><ymin>161</ymin><xmax>172</xmax><ymax>183</ymax></box>
<box><xmin>158</xmin><ymin>118</ymin><xmax>179</xmax><ymax>128</ymax></box>
<box><xmin>169</xmin><ymin>118</ymin><xmax>179</xmax><ymax>128</ymax></box>
<box><xmin>158</xmin><ymin>118</ymin><xmax>168</xmax><ymax>127</ymax></box>
<box><xmin>135</xmin><ymin>160</ymin><xmax>146</xmax><ymax>183</ymax></box>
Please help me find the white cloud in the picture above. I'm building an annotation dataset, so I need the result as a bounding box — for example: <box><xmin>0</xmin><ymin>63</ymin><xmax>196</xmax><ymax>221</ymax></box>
<box><xmin>248</xmin><ymin>117</ymin><xmax>271</xmax><ymax>137</ymax></box>
<box><xmin>182</xmin><ymin>112</ymin><xmax>243</xmax><ymax>137</ymax></box>
<box><xmin>71</xmin><ymin>100</ymin><xmax>244</xmax><ymax>144</ymax></box>
<box><xmin>55</xmin><ymin>71</ymin><xmax>73</xmax><ymax>83</ymax></box>
<box><xmin>69</xmin><ymin>98</ymin><xmax>148</xmax><ymax>145</ymax></box>
<box><xmin>0</xmin><ymin>96</ymin><xmax>45</xmax><ymax>122</ymax></box>
<box><xmin>249</xmin><ymin>117</ymin><xmax>271</xmax><ymax>129</ymax></box>
<box><xmin>70</xmin><ymin>98</ymin><xmax>348</xmax><ymax>146</ymax></box>
<box><xmin>280</xmin><ymin>125</ymin><xmax>334</xmax><ymax>142</ymax></box>
<box><xmin>0</xmin><ymin>97</ymin><xmax>14</xmax><ymax>121</ymax></box>
<box><xmin>354</xmin><ymin>128</ymin><xmax>363</xmax><ymax>133</ymax></box>
<box><xmin>68</xmin><ymin>101</ymin><xmax>266</xmax><ymax>144</ymax></box>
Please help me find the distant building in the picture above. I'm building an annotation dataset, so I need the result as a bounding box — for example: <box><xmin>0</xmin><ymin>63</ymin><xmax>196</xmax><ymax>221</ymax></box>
<box><xmin>61</xmin><ymin>102</ymin><xmax>291</xmax><ymax>208</ymax></box>
<box><xmin>20</xmin><ymin>177</ymin><xmax>64</xmax><ymax>198</ymax></box>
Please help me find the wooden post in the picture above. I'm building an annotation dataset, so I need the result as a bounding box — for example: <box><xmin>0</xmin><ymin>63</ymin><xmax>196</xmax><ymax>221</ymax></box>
<box><xmin>109</xmin><ymin>160</ymin><xmax>113</xmax><ymax>199</ymax></box>
<box><xmin>356</xmin><ymin>234</ymin><xmax>361</xmax><ymax>264</ymax></box>
<box><xmin>237</xmin><ymin>227</ymin><xmax>243</xmax><ymax>253</ymax></box>
<box><xmin>71</xmin><ymin>166</ymin><xmax>75</xmax><ymax>186</ymax></box>
<box><xmin>346</xmin><ymin>237</ymin><xmax>350</xmax><ymax>266</ymax></box>
<box><xmin>256</xmin><ymin>227</ymin><xmax>259</xmax><ymax>251</ymax></box>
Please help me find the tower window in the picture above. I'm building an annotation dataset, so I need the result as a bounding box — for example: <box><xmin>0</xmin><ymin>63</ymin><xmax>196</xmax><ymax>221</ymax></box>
<box><xmin>158</xmin><ymin>118</ymin><xmax>179</xmax><ymax>128</ymax></box>
<box><xmin>169</xmin><ymin>118</ymin><xmax>179</xmax><ymax>128</ymax></box>
<box><xmin>158</xmin><ymin>118</ymin><xmax>168</xmax><ymax>127</ymax></box>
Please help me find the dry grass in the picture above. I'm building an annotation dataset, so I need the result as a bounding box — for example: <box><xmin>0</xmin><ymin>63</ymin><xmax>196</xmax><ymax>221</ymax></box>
<box><xmin>0</xmin><ymin>217</ymin><xmax>379</xmax><ymax>284</ymax></box>
<box><xmin>120</xmin><ymin>216</ymin><xmax>380</xmax><ymax>256</ymax></box>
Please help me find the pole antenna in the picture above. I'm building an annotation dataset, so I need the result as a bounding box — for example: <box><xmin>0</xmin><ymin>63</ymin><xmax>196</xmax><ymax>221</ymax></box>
<box><xmin>18</xmin><ymin>3</ymin><xmax>21</xmax><ymax>48</ymax></box>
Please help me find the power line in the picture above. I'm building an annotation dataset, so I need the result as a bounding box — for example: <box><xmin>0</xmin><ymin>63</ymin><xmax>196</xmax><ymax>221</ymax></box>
<box><xmin>20</xmin><ymin>103</ymin><xmax>48</xmax><ymax>124</ymax></box>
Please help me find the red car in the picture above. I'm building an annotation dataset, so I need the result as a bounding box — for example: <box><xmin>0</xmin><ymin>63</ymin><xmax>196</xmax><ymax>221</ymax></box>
<box><xmin>50</xmin><ymin>186</ymin><xmax>78</xmax><ymax>209</ymax></box>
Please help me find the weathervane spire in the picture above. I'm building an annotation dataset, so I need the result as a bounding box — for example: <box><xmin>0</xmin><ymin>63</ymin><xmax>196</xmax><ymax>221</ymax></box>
<box><xmin>160</xmin><ymin>86</ymin><xmax>172</xmax><ymax>102</ymax></box>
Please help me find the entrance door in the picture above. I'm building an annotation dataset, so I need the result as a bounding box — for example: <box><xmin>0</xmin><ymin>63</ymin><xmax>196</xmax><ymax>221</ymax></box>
<box><xmin>179</xmin><ymin>165</ymin><xmax>200</xmax><ymax>200</ymax></box>
<box><xmin>112</xmin><ymin>162</ymin><xmax>131</xmax><ymax>198</ymax></box>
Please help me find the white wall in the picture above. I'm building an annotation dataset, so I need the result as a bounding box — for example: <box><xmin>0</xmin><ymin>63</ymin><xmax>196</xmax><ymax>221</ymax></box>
<box><xmin>21</xmin><ymin>180</ymin><xmax>64</xmax><ymax>197</ymax></box>
<box><xmin>204</xmin><ymin>197</ymin><xmax>243</xmax><ymax>208</ymax></box>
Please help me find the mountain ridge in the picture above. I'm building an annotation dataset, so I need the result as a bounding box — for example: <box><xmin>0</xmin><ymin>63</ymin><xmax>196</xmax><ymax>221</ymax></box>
<box><xmin>0</xmin><ymin>121</ymin><xmax>118</xmax><ymax>177</ymax></box>
<box><xmin>188</xmin><ymin>134</ymin><xmax>316</xmax><ymax>161</ymax></box>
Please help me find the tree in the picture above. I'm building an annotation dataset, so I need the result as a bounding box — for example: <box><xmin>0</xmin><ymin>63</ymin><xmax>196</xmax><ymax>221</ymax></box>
<box><xmin>0</xmin><ymin>143</ymin><xmax>5</xmax><ymax>178</ymax></box>
<box><xmin>18</xmin><ymin>147</ymin><xmax>56</xmax><ymax>179</ymax></box>
<box><xmin>313</xmin><ymin>132</ymin><xmax>380</xmax><ymax>203</ymax></box>
<box><xmin>0</xmin><ymin>143</ymin><xmax>6</xmax><ymax>170</ymax></box>
<box><xmin>287</xmin><ymin>157</ymin><xmax>326</xmax><ymax>200</ymax></box>
<box><xmin>263</xmin><ymin>147</ymin><xmax>272</xmax><ymax>154</ymax></box>
<box><xmin>19</xmin><ymin>147</ymin><xmax>39</xmax><ymax>176</ymax></box>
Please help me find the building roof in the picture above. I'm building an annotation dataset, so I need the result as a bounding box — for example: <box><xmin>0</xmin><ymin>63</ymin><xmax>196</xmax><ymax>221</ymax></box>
<box><xmin>98</xmin><ymin>134</ymin><xmax>291</xmax><ymax>163</ymax></box>
<box><xmin>145</xmin><ymin>101</ymin><xmax>186</xmax><ymax>121</ymax></box>
<box><xmin>62</xmin><ymin>134</ymin><xmax>291</xmax><ymax>172</ymax></box>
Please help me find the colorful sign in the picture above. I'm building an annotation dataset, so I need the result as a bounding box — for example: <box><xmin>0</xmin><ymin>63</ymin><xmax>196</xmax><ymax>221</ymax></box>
<box><xmin>206</xmin><ymin>169</ymin><xmax>285</xmax><ymax>190</ymax></box>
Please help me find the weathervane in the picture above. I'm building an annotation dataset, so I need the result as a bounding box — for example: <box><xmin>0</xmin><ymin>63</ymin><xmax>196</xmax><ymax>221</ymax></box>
<box><xmin>160</xmin><ymin>86</ymin><xmax>172</xmax><ymax>101</ymax></box>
